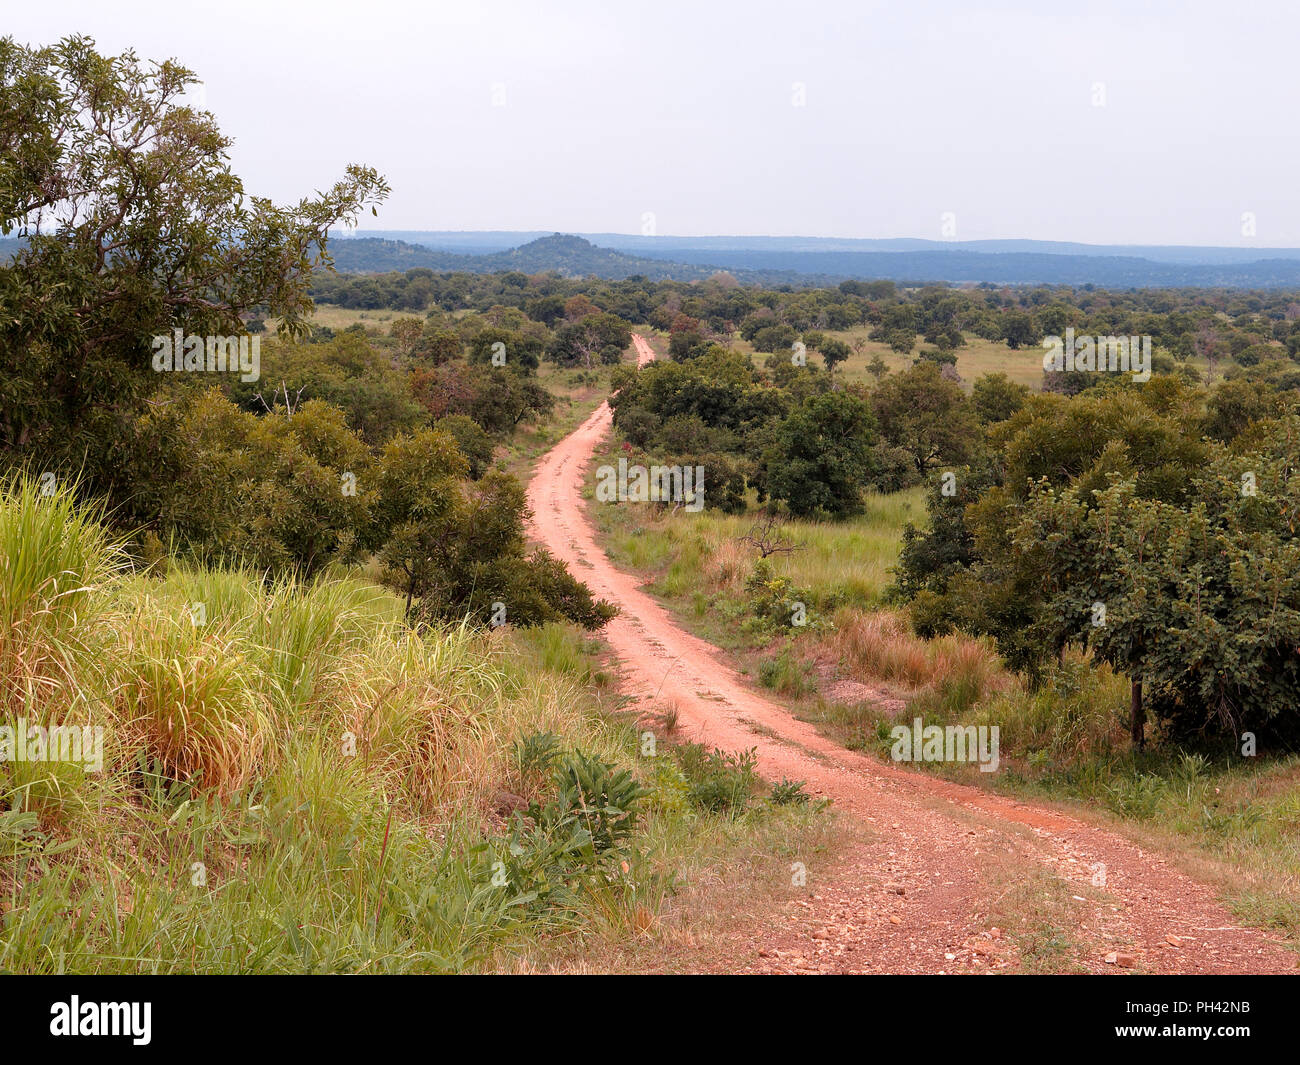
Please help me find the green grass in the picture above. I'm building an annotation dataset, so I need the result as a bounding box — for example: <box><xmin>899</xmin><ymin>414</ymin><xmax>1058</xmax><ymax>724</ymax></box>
<box><xmin>591</xmin><ymin>469</ymin><xmax>923</xmax><ymax>642</ymax></box>
<box><xmin>729</xmin><ymin>328</ymin><xmax>1048</xmax><ymax>391</ymax></box>
<box><xmin>0</xmin><ymin>473</ymin><xmax>831</xmax><ymax>973</ymax></box>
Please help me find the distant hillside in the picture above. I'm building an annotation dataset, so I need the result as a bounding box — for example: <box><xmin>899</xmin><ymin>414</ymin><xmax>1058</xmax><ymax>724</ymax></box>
<box><xmin>333</xmin><ymin>230</ymin><xmax>1300</xmax><ymax>288</ymax></box>
<box><xmin>330</xmin><ymin>234</ymin><xmax>722</xmax><ymax>282</ymax></box>
<box><xmin>352</xmin><ymin>230</ymin><xmax>1300</xmax><ymax>264</ymax></box>
<box><xmin>12</xmin><ymin>228</ymin><xmax>1300</xmax><ymax>288</ymax></box>
<box><xmin>610</xmin><ymin>247</ymin><xmax>1300</xmax><ymax>288</ymax></box>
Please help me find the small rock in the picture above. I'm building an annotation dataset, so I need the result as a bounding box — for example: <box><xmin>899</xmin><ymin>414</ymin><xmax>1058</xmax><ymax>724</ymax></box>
<box><xmin>1104</xmin><ymin>952</ymin><xmax>1118</xmax><ymax>964</ymax></box>
<box><xmin>1166</xmin><ymin>934</ymin><xmax>1182</xmax><ymax>948</ymax></box>
<box><xmin>990</xmin><ymin>927</ymin><xmax>1002</xmax><ymax>940</ymax></box>
<box><xmin>889</xmin><ymin>915</ymin><xmax>902</xmax><ymax>925</ymax></box>
<box><xmin>1115</xmin><ymin>953</ymin><xmax>1137</xmax><ymax>968</ymax></box>
<box><xmin>945</xmin><ymin>953</ymin><xmax>956</xmax><ymax>961</ymax></box>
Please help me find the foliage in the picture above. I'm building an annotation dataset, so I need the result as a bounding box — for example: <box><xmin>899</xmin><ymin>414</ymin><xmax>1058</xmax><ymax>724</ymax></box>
<box><xmin>766</xmin><ymin>391</ymin><xmax>878</xmax><ymax>517</ymax></box>
<box><xmin>0</xmin><ymin>35</ymin><xmax>388</xmax><ymax>501</ymax></box>
<box><xmin>870</xmin><ymin>361</ymin><xmax>978</xmax><ymax>475</ymax></box>
<box><xmin>672</xmin><ymin>744</ymin><xmax>760</xmax><ymax>815</ymax></box>
<box><xmin>1015</xmin><ymin>420</ymin><xmax>1300</xmax><ymax>740</ymax></box>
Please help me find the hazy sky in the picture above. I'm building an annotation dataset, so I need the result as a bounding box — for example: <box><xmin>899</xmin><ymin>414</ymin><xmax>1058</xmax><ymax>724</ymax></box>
<box><xmin>11</xmin><ymin>0</ymin><xmax>1300</xmax><ymax>245</ymax></box>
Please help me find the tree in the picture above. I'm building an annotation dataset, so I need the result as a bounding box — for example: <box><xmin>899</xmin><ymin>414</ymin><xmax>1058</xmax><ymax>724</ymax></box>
<box><xmin>466</xmin><ymin>366</ymin><xmax>555</xmax><ymax>433</ymax></box>
<box><xmin>409</xmin><ymin>363</ymin><xmax>554</xmax><ymax>434</ymax></box>
<box><xmin>668</xmin><ymin>314</ymin><xmax>710</xmax><ymax>361</ymax></box>
<box><xmin>871</xmin><ymin>361</ymin><xmax>978</xmax><ymax>475</ymax></box>
<box><xmin>417</xmin><ymin>326</ymin><xmax>463</xmax><ymax>365</ymax></box>
<box><xmin>0</xmin><ymin>36</ymin><xmax>388</xmax><ymax>504</ymax></box>
<box><xmin>564</xmin><ymin>294</ymin><xmax>598</xmax><ymax>321</ymax></box>
<box><xmin>1001</xmin><ymin>310</ymin><xmax>1037</xmax><ymax>349</ymax></box>
<box><xmin>547</xmin><ymin>313</ymin><xmax>631</xmax><ymax>368</ymax></box>
<box><xmin>226</xmin><ymin>332</ymin><xmax>425</xmax><ymax>445</ymax></box>
<box><xmin>739</xmin><ymin>511</ymin><xmax>804</xmax><ymax>558</ymax></box>
<box><xmin>886</xmin><ymin>328</ymin><xmax>916</xmax><ymax>355</ymax></box>
<box><xmin>134</xmin><ymin>391</ymin><xmax>371</xmax><ymax>576</ymax></box>
<box><xmin>1195</xmin><ymin>321</ymin><xmax>1222</xmax><ymax>381</ymax></box>
<box><xmin>819</xmin><ymin>338</ymin><xmax>851</xmax><ymax>374</ymax></box>
<box><xmin>894</xmin><ymin>382</ymin><xmax>1216</xmax><ymax>684</ymax></box>
<box><xmin>971</xmin><ymin>372</ymin><xmax>1030</xmax><ymax>424</ymax></box>
<box><xmin>434</xmin><ymin>414</ymin><xmax>494</xmax><ymax>478</ymax></box>
<box><xmin>752</xmin><ymin>323</ymin><xmax>798</xmax><ymax>353</ymax></box>
<box><xmin>1015</xmin><ymin>421</ymin><xmax>1300</xmax><ymax>744</ymax></box>
<box><xmin>390</xmin><ymin>316</ymin><xmax>424</xmax><ymax>359</ymax></box>
<box><xmin>370</xmin><ymin>429</ymin><xmax>614</xmax><ymax>628</ymax></box>
<box><xmin>369</xmin><ymin>427</ymin><xmax>473</xmax><ymax>617</ymax></box>
<box><xmin>468</xmin><ymin>325</ymin><xmax>542</xmax><ymax>370</ymax></box>
<box><xmin>765</xmin><ymin>392</ymin><xmax>878</xmax><ymax>517</ymax></box>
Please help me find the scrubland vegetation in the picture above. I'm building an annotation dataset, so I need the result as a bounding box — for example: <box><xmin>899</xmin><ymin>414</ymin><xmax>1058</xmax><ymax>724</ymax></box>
<box><xmin>0</xmin><ymin>474</ymin><xmax>835</xmax><ymax>972</ymax></box>
<box><xmin>584</xmin><ymin>277</ymin><xmax>1299</xmax><ymax>942</ymax></box>
<box><xmin>0</xmin><ymin>36</ymin><xmax>832</xmax><ymax>973</ymax></box>
<box><xmin>2</xmin><ymin>33</ymin><xmax>1297</xmax><ymax>971</ymax></box>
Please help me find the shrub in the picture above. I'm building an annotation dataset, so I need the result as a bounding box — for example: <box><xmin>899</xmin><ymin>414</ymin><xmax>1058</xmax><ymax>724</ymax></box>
<box><xmin>498</xmin><ymin>744</ymin><xmax>648</xmax><ymax>913</ymax></box>
<box><xmin>768</xmin><ymin>778</ymin><xmax>810</xmax><ymax>806</ymax></box>
<box><xmin>745</xmin><ymin>559</ymin><xmax>805</xmax><ymax>630</ymax></box>
<box><xmin>673</xmin><ymin>744</ymin><xmax>759</xmax><ymax>815</ymax></box>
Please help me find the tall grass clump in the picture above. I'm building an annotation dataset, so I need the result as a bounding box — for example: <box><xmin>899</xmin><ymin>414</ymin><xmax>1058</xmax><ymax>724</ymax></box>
<box><xmin>1</xmin><ymin>476</ymin><xmax>833</xmax><ymax>972</ymax></box>
<box><xmin>832</xmin><ymin>607</ymin><xmax>1008</xmax><ymax>713</ymax></box>
<box><xmin>0</xmin><ymin>473</ymin><xmax>122</xmax><ymax>711</ymax></box>
<box><xmin>114</xmin><ymin>602</ymin><xmax>271</xmax><ymax>796</ymax></box>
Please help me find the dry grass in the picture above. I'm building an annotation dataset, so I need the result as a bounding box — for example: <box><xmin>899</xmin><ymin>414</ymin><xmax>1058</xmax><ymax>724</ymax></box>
<box><xmin>831</xmin><ymin>608</ymin><xmax>1009</xmax><ymax>708</ymax></box>
<box><xmin>701</xmin><ymin>537</ymin><xmax>749</xmax><ymax>597</ymax></box>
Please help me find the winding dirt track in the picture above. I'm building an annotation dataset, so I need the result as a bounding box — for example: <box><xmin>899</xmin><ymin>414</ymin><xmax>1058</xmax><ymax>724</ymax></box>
<box><xmin>525</xmin><ymin>334</ymin><xmax>1295</xmax><ymax>974</ymax></box>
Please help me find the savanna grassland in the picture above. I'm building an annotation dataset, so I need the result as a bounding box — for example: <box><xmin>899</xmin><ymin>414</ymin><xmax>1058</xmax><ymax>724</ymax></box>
<box><xmin>587</xmin><ymin>430</ymin><xmax>1300</xmax><ymax>943</ymax></box>
<box><xmin>4</xmin><ymin>32</ymin><xmax>1299</xmax><ymax>978</ymax></box>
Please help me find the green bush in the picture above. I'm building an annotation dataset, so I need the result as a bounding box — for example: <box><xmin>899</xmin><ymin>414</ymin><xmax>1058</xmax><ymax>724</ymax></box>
<box><xmin>745</xmin><ymin>559</ymin><xmax>806</xmax><ymax>631</ymax></box>
<box><xmin>673</xmin><ymin>744</ymin><xmax>759</xmax><ymax>815</ymax></box>
<box><xmin>498</xmin><ymin>740</ymin><xmax>648</xmax><ymax>913</ymax></box>
<box><xmin>768</xmin><ymin>778</ymin><xmax>810</xmax><ymax>806</ymax></box>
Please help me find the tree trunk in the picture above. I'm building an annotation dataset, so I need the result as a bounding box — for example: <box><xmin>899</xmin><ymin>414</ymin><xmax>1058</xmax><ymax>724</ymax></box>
<box><xmin>1130</xmin><ymin>678</ymin><xmax>1145</xmax><ymax>750</ymax></box>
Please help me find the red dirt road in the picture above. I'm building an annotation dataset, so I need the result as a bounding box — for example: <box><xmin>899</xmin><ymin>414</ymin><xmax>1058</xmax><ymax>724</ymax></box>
<box><xmin>524</xmin><ymin>333</ymin><xmax>1295</xmax><ymax>974</ymax></box>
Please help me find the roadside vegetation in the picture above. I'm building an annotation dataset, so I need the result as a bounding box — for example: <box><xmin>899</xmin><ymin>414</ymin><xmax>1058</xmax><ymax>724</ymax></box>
<box><xmin>0</xmin><ymin>475</ymin><xmax>831</xmax><ymax>972</ymax></box>
<box><xmin>3</xmin><ymin>33</ymin><xmax>1297</xmax><ymax>970</ymax></box>
<box><xmin>589</xmin><ymin>322</ymin><xmax>1300</xmax><ymax>945</ymax></box>
<box><xmin>0</xmin><ymin>36</ymin><xmax>836</xmax><ymax>973</ymax></box>
<box><xmin>591</xmin><ymin>476</ymin><xmax>1300</xmax><ymax>942</ymax></box>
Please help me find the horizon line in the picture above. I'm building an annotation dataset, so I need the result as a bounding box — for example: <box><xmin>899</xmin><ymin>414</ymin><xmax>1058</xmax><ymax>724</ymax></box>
<box><xmin>328</xmin><ymin>229</ymin><xmax>1300</xmax><ymax>252</ymax></box>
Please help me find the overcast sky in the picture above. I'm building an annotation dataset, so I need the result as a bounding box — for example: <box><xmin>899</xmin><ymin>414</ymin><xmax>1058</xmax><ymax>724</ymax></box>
<box><xmin>11</xmin><ymin>0</ymin><xmax>1299</xmax><ymax>245</ymax></box>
